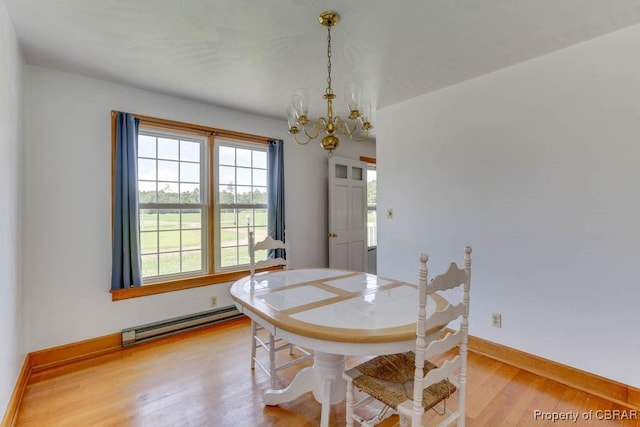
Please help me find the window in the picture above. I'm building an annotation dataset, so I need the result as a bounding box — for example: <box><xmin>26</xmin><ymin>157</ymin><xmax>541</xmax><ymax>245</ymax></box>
<box><xmin>367</xmin><ymin>167</ymin><xmax>377</xmax><ymax>248</ymax></box>
<box><xmin>112</xmin><ymin>113</ymin><xmax>276</xmax><ymax>299</ymax></box>
<box><xmin>215</xmin><ymin>139</ymin><xmax>269</xmax><ymax>270</ymax></box>
<box><xmin>138</xmin><ymin>128</ymin><xmax>208</xmax><ymax>282</ymax></box>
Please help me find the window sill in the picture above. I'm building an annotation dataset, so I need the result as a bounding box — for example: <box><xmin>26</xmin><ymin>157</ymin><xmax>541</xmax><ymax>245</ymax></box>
<box><xmin>110</xmin><ymin>266</ymin><xmax>283</xmax><ymax>301</ymax></box>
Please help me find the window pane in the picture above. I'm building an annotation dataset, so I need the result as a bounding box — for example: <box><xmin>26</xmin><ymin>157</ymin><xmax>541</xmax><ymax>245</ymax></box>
<box><xmin>219</xmin><ymin>166</ymin><xmax>236</xmax><ymax>186</ymax></box>
<box><xmin>220</xmin><ymin>209</ymin><xmax>236</xmax><ymax>228</ymax></box>
<box><xmin>238</xmin><ymin>220</ymin><xmax>250</xmax><ymax>246</ymax></box>
<box><xmin>239</xmin><ymin>208</ymin><xmax>253</xmax><ymax>229</ymax></box>
<box><xmin>220</xmin><ymin>247</ymin><xmax>238</xmax><ymax>268</ymax></box>
<box><xmin>219</xmin><ymin>185</ymin><xmax>235</xmax><ymax>204</ymax></box>
<box><xmin>253</xmin><ymin>169</ymin><xmax>266</xmax><ymax>187</ymax></box>
<box><xmin>140</xmin><ymin>210</ymin><xmax>158</xmax><ymax>231</ymax></box>
<box><xmin>236</xmin><ymin>186</ymin><xmax>252</xmax><ymax>203</ymax></box>
<box><xmin>180</xmin><ymin>162</ymin><xmax>200</xmax><ymax>182</ymax></box>
<box><xmin>253</xmin><ymin>226</ymin><xmax>267</xmax><ymax>242</ymax></box>
<box><xmin>138</xmin><ymin>158</ymin><xmax>156</xmax><ymax>181</ymax></box>
<box><xmin>158</xmin><ymin>182</ymin><xmax>179</xmax><ymax>203</ymax></box>
<box><xmin>180</xmin><ymin>183</ymin><xmax>200</xmax><ymax>203</ymax></box>
<box><xmin>181</xmin><ymin>230</ymin><xmax>202</xmax><ymax>251</ymax></box>
<box><xmin>220</xmin><ymin>227</ymin><xmax>238</xmax><ymax>248</ymax></box>
<box><xmin>352</xmin><ymin>166</ymin><xmax>363</xmax><ymax>181</ymax></box>
<box><xmin>254</xmin><ymin>209</ymin><xmax>267</xmax><ymax>227</ymax></box>
<box><xmin>238</xmin><ymin>209</ymin><xmax>254</xmax><ymax>229</ymax></box>
<box><xmin>157</xmin><ymin>160</ymin><xmax>179</xmax><ymax>181</ymax></box>
<box><xmin>158</xmin><ymin>137</ymin><xmax>179</xmax><ymax>160</ymax></box>
<box><xmin>253</xmin><ymin>187</ymin><xmax>267</xmax><ymax>204</ymax></box>
<box><xmin>335</xmin><ymin>164</ymin><xmax>348</xmax><ymax>178</ymax></box>
<box><xmin>182</xmin><ymin>250</ymin><xmax>201</xmax><ymax>272</ymax></box>
<box><xmin>141</xmin><ymin>254</ymin><xmax>158</xmax><ymax>277</ymax></box>
<box><xmin>236</xmin><ymin>148</ymin><xmax>251</xmax><ymax>167</ymax></box>
<box><xmin>236</xmin><ymin>167</ymin><xmax>252</xmax><ymax>185</ymax></box>
<box><xmin>159</xmin><ymin>230</ymin><xmax>180</xmax><ymax>252</ymax></box>
<box><xmin>180</xmin><ymin>140</ymin><xmax>200</xmax><ymax>162</ymax></box>
<box><xmin>181</xmin><ymin>211</ymin><xmax>201</xmax><ymax>230</ymax></box>
<box><xmin>238</xmin><ymin>246</ymin><xmax>250</xmax><ymax>265</ymax></box>
<box><xmin>219</xmin><ymin>146</ymin><xmax>235</xmax><ymax>166</ymax></box>
<box><xmin>367</xmin><ymin>168</ymin><xmax>377</xmax><ymax>207</ymax></box>
<box><xmin>159</xmin><ymin>252</ymin><xmax>180</xmax><ymax>275</ymax></box>
<box><xmin>181</xmin><ymin>230</ymin><xmax>201</xmax><ymax>250</ymax></box>
<box><xmin>253</xmin><ymin>150</ymin><xmax>267</xmax><ymax>169</ymax></box>
<box><xmin>140</xmin><ymin>231</ymin><xmax>158</xmax><ymax>254</ymax></box>
<box><xmin>139</xmin><ymin>181</ymin><xmax>157</xmax><ymax>203</ymax></box>
<box><xmin>158</xmin><ymin>209</ymin><xmax>180</xmax><ymax>230</ymax></box>
<box><xmin>367</xmin><ymin>209</ymin><xmax>377</xmax><ymax>247</ymax></box>
<box><xmin>138</xmin><ymin>135</ymin><xmax>156</xmax><ymax>158</ymax></box>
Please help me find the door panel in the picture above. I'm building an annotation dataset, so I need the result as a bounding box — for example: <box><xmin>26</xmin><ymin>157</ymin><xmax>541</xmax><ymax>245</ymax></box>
<box><xmin>329</xmin><ymin>156</ymin><xmax>367</xmax><ymax>271</ymax></box>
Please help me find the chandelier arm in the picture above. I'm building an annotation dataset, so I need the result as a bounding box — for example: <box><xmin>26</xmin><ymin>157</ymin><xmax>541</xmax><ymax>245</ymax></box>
<box><xmin>302</xmin><ymin>118</ymin><xmax>322</xmax><ymax>140</ymax></box>
<box><xmin>291</xmin><ymin>131</ymin><xmax>313</xmax><ymax>145</ymax></box>
<box><xmin>317</xmin><ymin>117</ymin><xmax>328</xmax><ymax>129</ymax></box>
<box><xmin>335</xmin><ymin>116</ymin><xmax>368</xmax><ymax>142</ymax></box>
<box><xmin>335</xmin><ymin>116</ymin><xmax>357</xmax><ymax>137</ymax></box>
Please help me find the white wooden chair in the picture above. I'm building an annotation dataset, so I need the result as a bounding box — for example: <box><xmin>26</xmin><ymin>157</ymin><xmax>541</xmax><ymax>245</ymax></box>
<box><xmin>343</xmin><ymin>247</ymin><xmax>472</xmax><ymax>426</ymax></box>
<box><xmin>248</xmin><ymin>230</ymin><xmax>313</xmax><ymax>388</ymax></box>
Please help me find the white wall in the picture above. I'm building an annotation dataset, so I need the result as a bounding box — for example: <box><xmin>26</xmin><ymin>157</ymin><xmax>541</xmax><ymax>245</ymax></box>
<box><xmin>377</xmin><ymin>24</ymin><xmax>640</xmax><ymax>387</ymax></box>
<box><xmin>23</xmin><ymin>66</ymin><xmax>375</xmax><ymax>352</ymax></box>
<box><xmin>0</xmin><ymin>0</ymin><xmax>24</xmax><ymax>416</ymax></box>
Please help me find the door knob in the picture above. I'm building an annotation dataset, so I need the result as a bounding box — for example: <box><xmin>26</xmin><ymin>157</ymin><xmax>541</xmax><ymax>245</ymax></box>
<box><xmin>328</xmin><ymin>232</ymin><xmax>338</xmax><ymax>238</ymax></box>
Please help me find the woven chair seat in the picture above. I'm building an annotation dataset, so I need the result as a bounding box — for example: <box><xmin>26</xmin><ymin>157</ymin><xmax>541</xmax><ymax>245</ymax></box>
<box><xmin>350</xmin><ymin>352</ymin><xmax>455</xmax><ymax>412</ymax></box>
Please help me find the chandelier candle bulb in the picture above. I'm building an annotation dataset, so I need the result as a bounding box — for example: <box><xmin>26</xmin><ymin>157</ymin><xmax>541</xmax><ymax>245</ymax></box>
<box><xmin>286</xmin><ymin>11</ymin><xmax>374</xmax><ymax>154</ymax></box>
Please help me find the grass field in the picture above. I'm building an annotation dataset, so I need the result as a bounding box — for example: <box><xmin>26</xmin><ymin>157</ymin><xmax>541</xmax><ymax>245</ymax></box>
<box><xmin>139</xmin><ymin>210</ymin><xmax>268</xmax><ymax>278</ymax></box>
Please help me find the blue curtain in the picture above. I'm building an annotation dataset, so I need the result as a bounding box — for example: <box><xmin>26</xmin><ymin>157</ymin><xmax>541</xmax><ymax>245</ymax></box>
<box><xmin>267</xmin><ymin>139</ymin><xmax>285</xmax><ymax>259</ymax></box>
<box><xmin>111</xmin><ymin>112</ymin><xmax>143</xmax><ymax>290</ymax></box>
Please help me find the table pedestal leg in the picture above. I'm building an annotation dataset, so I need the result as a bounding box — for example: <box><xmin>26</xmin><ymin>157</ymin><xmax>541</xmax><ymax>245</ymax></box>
<box><xmin>263</xmin><ymin>352</ymin><xmax>346</xmax><ymax>427</ymax></box>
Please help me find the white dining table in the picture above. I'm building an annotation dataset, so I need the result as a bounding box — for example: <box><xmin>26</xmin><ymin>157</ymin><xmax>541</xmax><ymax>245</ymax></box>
<box><xmin>229</xmin><ymin>268</ymin><xmax>446</xmax><ymax>427</ymax></box>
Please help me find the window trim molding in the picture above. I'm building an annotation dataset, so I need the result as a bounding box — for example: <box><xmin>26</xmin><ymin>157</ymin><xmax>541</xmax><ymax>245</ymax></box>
<box><xmin>359</xmin><ymin>156</ymin><xmax>376</xmax><ymax>165</ymax></box>
<box><xmin>110</xmin><ymin>111</ymin><xmax>276</xmax><ymax>301</ymax></box>
<box><xmin>110</xmin><ymin>265</ymin><xmax>283</xmax><ymax>301</ymax></box>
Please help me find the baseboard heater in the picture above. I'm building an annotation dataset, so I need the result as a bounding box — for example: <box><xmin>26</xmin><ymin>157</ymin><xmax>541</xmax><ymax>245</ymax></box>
<box><xmin>121</xmin><ymin>305</ymin><xmax>243</xmax><ymax>347</ymax></box>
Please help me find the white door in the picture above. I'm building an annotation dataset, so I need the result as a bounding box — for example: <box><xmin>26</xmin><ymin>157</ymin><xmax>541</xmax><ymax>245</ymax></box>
<box><xmin>328</xmin><ymin>156</ymin><xmax>367</xmax><ymax>271</ymax></box>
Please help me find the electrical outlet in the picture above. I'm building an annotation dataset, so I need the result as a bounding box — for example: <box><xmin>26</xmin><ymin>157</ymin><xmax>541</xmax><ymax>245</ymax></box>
<box><xmin>210</xmin><ymin>296</ymin><xmax>218</xmax><ymax>308</ymax></box>
<box><xmin>491</xmin><ymin>313</ymin><xmax>502</xmax><ymax>328</ymax></box>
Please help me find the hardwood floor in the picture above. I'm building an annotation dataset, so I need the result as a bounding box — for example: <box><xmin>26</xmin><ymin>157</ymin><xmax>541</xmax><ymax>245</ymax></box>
<box><xmin>15</xmin><ymin>317</ymin><xmax>638</xmax><ymax>426</ymax></box>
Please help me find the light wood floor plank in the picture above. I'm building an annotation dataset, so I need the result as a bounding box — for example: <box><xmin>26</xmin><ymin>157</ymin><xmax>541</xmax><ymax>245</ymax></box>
<box><xmin>15</xmin><ymin>317</ymin><xmax>639</xmax><ymax>426</ymax></box>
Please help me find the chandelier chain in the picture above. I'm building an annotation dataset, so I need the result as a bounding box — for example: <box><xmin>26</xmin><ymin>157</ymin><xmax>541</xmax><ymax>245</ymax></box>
<box><xmin>326</xmin><ymin>25</ymin><xmax>332</xmax><ymax>95</ymax></box>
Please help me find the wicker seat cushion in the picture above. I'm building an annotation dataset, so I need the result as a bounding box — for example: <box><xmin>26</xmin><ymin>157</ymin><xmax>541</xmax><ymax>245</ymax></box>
<box><xmin>350</xmin><ymin>352</ymin><xmax>455</xmax><ymax>411</ymax></box>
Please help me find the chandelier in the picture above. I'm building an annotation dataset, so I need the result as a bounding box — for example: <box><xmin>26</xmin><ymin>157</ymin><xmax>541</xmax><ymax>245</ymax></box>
<box><xmin>286</xmin><ymin>11</ymin><xmax>373</xmax><ymax>153</ymax></box>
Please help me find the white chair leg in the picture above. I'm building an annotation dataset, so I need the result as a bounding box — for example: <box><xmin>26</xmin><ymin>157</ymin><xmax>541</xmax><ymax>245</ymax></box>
<box><xmin>457</xmin><ymin>383</ymin><xmax>466</xmax><ymax>426</ymax></box>
<box><xmin>250</xmin><ymin>320</ymin><xmax>258</xmax><ymax>370</ymax></box>
<box><xmin>269</xmin><ymin>333</ymin><xmax>276</xmax><ymax>389</ymax></box>
<box><xmin>346</xmin><ymin>379</ymin><xmax>355</xmax><ymax>426</ymax></box>
<box><xmin>399</xmin><ymin>414</ymin><xmax>410</xmax><ymax>427</ymax></box>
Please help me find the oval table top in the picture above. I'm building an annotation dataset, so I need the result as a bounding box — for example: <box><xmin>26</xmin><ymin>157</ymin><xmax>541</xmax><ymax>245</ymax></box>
<box><xmin>230</xmin><ymin>268</ymin><xmax>447</xmax><ymax>346</ymax></box>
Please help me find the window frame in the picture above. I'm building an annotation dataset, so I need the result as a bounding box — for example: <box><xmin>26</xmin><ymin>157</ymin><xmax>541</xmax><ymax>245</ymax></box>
<box><xmin>361</xmin><ymin>157</ymin><xmax>377</xmax><ymax>250</ymax></box>
<box><xmin>214</xmin><ymin>138</ymin><xmax>269</xmax><ymax>272</ymax></box>
<box><xmin>110</xmin><ymin>112</ymin><xmax>278</xmax><ymax>301</ymax></box>
<box><xmin>137</xmin><ymin>126</ymin><xmax>209</xmax><ymax>283</ymax></box>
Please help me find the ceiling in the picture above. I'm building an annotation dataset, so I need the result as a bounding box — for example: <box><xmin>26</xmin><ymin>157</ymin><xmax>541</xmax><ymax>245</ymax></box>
<box><xmin>6</xmin><ymin>0</ymin><xmax>640</xmax><ymax>131</ymax></box>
